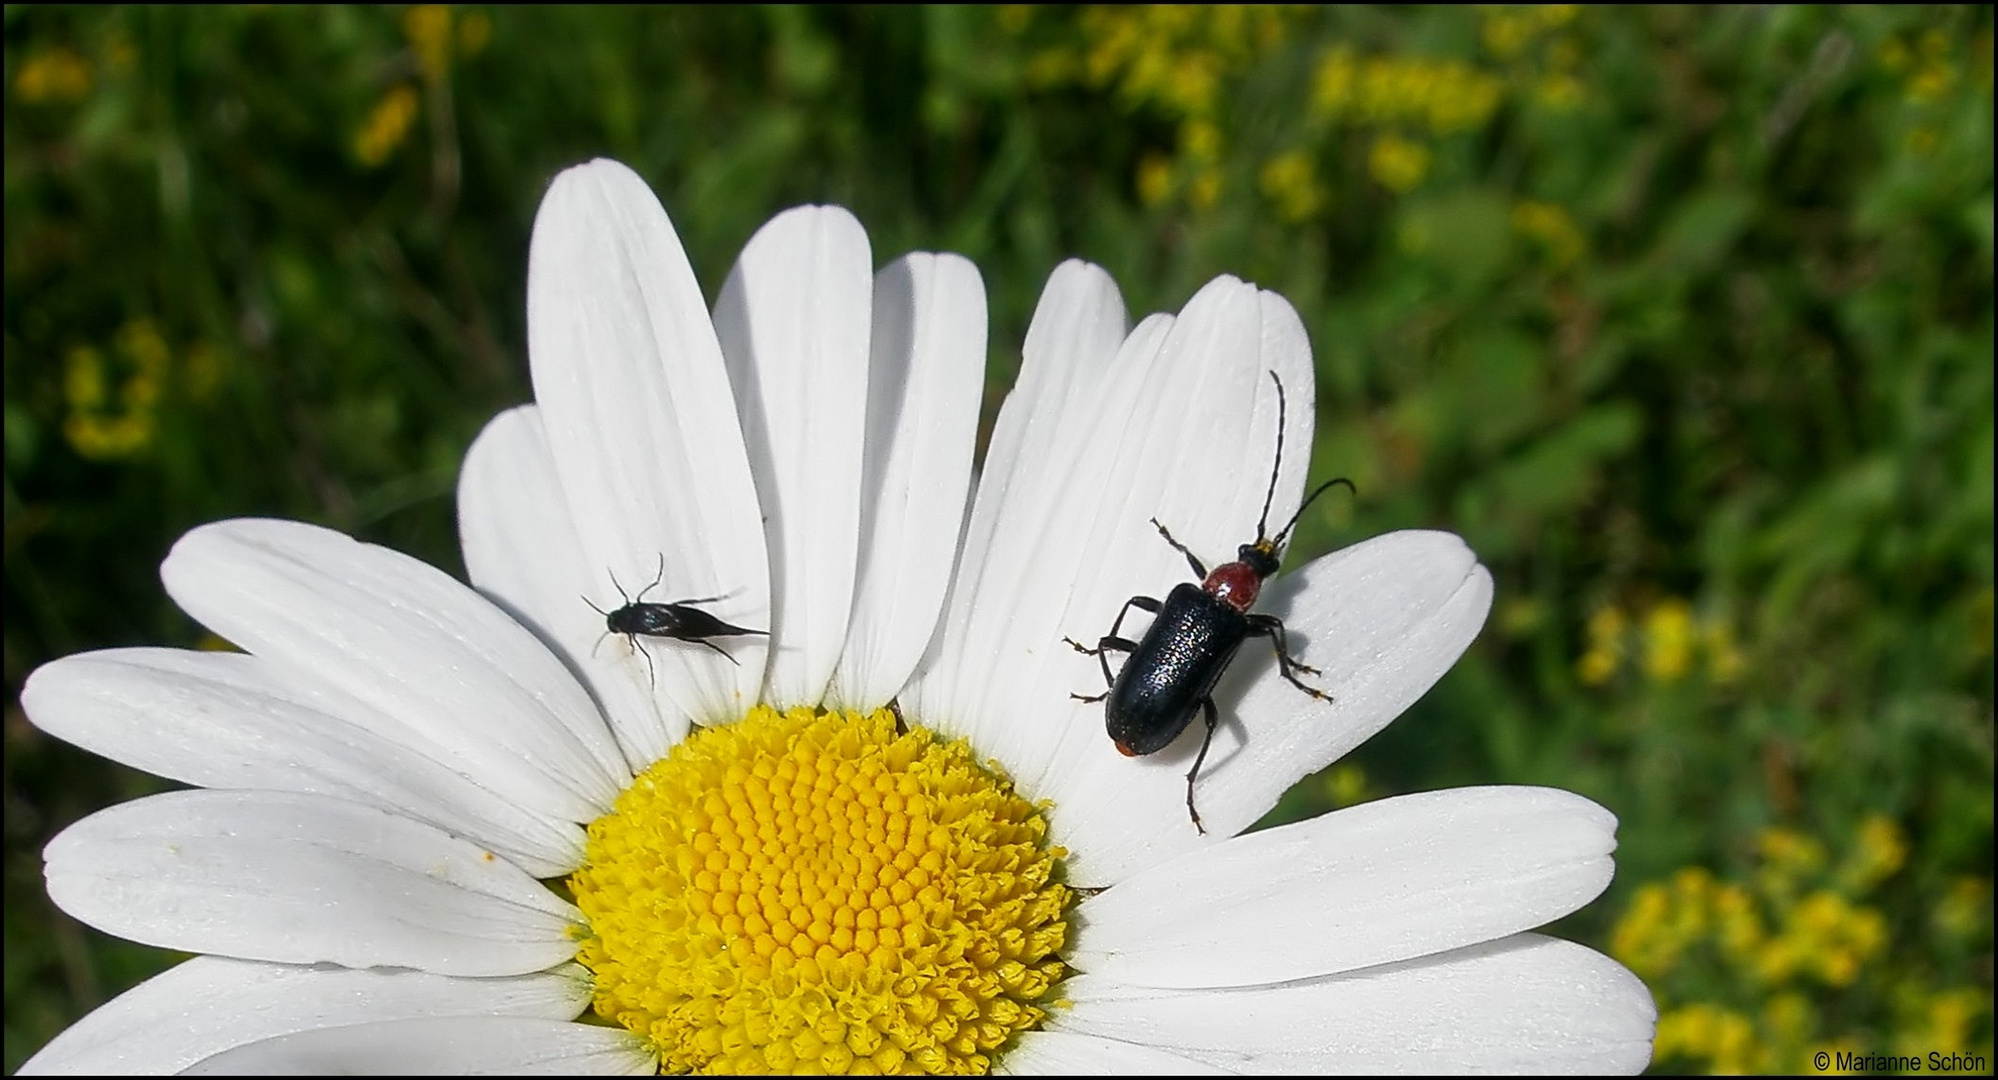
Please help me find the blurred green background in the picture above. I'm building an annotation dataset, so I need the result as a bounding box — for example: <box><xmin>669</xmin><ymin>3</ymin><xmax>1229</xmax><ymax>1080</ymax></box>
<box><xmin>4</xmin><ymin>5</ymin><xmax>1991</xmax><ymax>1074</ymax></box>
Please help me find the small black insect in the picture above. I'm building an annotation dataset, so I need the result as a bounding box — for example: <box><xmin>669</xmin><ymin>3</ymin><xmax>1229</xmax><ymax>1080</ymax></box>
<box><xmin>586</xmin><ymin>556</ymin><xmax>767</xmax><ymax>685</ymax></box>
<box><xmin>1065</xmin><ymin>371</ymin><xmax>1353</xmax><ymax>834</ymax></box>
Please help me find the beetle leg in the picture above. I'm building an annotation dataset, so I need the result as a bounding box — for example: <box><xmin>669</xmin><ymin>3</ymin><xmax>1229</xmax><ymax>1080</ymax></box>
<box><xmin>1149</xmin><ymin>517</ymin><xmax>1208</xmax><ymax>579</ymax></box>
<box><xmin>1066</xmin><ymin>596</ymin><xmax>1160</xmax><ymax>699</ymax></box>
<box><xmin>1063</xmin><ymin>634</ymin><xmax>1137</xmax><ymax>693</ymax></box>
<box><xmin>1185</xmin><ymin>696</ymin><xmax>1219</xmax><ymax>835</ymax></box>
<box><xmin>1246</xmin><ymin>613</ymin><xmax>1332</xmax><ymax>700</ymax></box>
<box><xmin>1106</xmin><ymin>595</ymin><xmax>1163</xmax><ymax>639</ymax></box>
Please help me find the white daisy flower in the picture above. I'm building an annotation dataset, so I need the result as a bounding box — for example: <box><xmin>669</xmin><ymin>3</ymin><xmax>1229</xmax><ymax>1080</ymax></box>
<box><xmin>19</xmin><ymin>158</ymin><xmax>1656</xmax><ymax>1075</ymax></box>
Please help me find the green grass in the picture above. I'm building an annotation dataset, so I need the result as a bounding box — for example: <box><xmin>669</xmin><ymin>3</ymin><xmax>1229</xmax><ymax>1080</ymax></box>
<box><xmin>5</xmin><ymin>6</ymin><xmax>1991</xmax><ymax>1073</ymax></box>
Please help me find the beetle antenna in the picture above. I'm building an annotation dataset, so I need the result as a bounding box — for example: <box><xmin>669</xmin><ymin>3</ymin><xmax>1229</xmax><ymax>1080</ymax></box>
<box><xmin>1256</xmin><ymin>371</ymin><xmax>1287</xmax><ymax>542</ymax></box>
<box><xmin>607</xmin><ymin>567</ymin><xmax>632</xmax><ymax>606</ymax></box>
<box><xmin>1274</xmin><ymin>477</ymin><xmax>1357</xmax><ymax>552</ymax></box>
<box><xmin>582</xmin><ymin>595</ymin><xmax>610</xmax><ymax>617</ymax></box>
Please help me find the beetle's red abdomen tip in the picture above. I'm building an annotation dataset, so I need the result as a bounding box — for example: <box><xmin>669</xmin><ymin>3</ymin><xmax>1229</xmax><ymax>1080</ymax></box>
<box><xmin>1201</xmin><ymin>561</ymin><xmax>1263</xmax><ymax>611</ymax></box>
<box><xmin>1113</xmin><ymin>740</ymin><xmax>1140</xmax><ymax>757</ymax></box>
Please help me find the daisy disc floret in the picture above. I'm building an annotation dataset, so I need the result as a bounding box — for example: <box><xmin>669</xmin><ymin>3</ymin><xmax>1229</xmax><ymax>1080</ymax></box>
<box><xmin>574</xmin><ymin>705</ymin><xmax>1067</xmax><ymax>1074</ymax></box>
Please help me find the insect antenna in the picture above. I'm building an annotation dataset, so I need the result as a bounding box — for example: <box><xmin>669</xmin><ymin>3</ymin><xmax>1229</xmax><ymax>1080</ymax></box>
<box><xmin>1274</xmin><ymin>476</ymin><xmax>1357</xmax><ymax>553</ymax></box>
<box><xmin>635</xmin><ymin>554</ymin><xmax>667</xmax><ymax>604</ymax></box>
<box><xmin>1255</xmin><ymin>371</ymin><xmax>1289</xmax><ymax>543</ymax></box>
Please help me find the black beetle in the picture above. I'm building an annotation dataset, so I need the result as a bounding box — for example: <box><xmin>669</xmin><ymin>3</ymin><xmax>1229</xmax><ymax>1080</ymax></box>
<box><xmin>586</xmin><ymin>556</ymin><xmax>767</xmax><ymax>685</ymax></box>
<box><xmin>1065</xmin><ymin>371</ymin><xmax>1351</xmax><ymax>833</ymax></box>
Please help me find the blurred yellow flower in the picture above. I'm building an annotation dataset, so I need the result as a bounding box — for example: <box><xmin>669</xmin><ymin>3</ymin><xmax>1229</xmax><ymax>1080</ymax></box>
<box><xmin>1180</xmin><ymin>117</ymin><xmax>1222</xmax><ymax>162</ymax></box>
<box><xmin>1135</xmin><ymin>153</ymin><xmax>1175</xmax><ymax>207</ymax></box>
<box><xmin>63</xmin><ymin>320</ymin><xmax>171</xmax><ymax>461</ymax></box>
<box><xmin>1321</xmin><ymin>762</ymin><xmax>1369</xmax><ymax>808</ymax></box>
<box><xmin>355</xmin><ymin>85</ymin><xmax>421</xmax><ymax>166</ymax></box>
<box><xmin>1879</xmin><ymin>37</ymin><xmax>1913</xmax><ymax>74</ymax></box>
<box><xmin>1626</xmin><ymin>817</ymin><xmax>1985</xmax><ymax>1073</ymax></box>
<box><xmin>1025</xmin><ymin>47</ymin><xmax>1079</xmax><ymax>89</ymax></box>
<box><xmin>105</xmin><ymin>32</ymin><xmax>138</xmax><ymax>77</ymax></box>
<box><xmin>1642</xmin><ymin>598</ymin><xmax>1695</xmax><ymax>683</ymax></box>
<box><xmin>1164</xmin><ymin>51</ymin><xmax>1221</xmax><ymax>115</ymax></box>
<box><xmin>1313</xmin><ymin>48</ymin><xmax>1503</xmax><ymax>135</ymax></box>
<box><xmin>1512</xmin><ymin>199</ymin><xmax>1586</xmax><ymax>268</ymax></box>
<box><xmin>1902</xmin><ymin>987</ymin><xmax>1990</xmax><ymax>1056</ymax></box>
<box><xmin>1367</xmin><ymin>133</ymin><xmax>1430</xmax><ymax>193</ymax></box>
<box><xmin>1479</xmin><ymin>10</ymin><xmax>1533</xmax><ymax>61</ymax></box>
<box><xmin>1259</xmin><ymin>150</ymin><xmax>1324</xmax><ymax>222</ymax></box>
<box><xmin>1714</xmin><ymin>881</ymin><xmax>1766</xmax><ymax>963</ymax></box>
<box><xmin>1312</xmin><ymin>48</ymin><xmax>1357</xmax><ymax>117</ymax></box>
<box><xmin>1933</xmin><ymin>876</ymin><xmax>1989</xmax><ymax>940</ymax></box>
<box><xmin>14</xmin><ymin>47</ymin><xmax>94</xmax><ymax>104</ymax></box>
<box><xmin>458</xmin><ymin>11</ymin><xmax>493</xmax><ymax>55</ymax></box>
<box><xmin>1703</xmin><ymin>618</ymin><xmax>1746</xmax><ymax>684</ymax></box>
<box><xmin>1535</xmin><ymin>71</ymin><xmax>1584</xmax><ymax>110</ymax></box>
<box><xmin>404</xmin><ymin>5</ymin><xmax>455</xmax><ymax>84</ymax></box>
<box><xmin>1656</xmin><ymin>1002</ymin><xmax>1761</xmax><ymax>1073</ymax></box>
<box><xmin>1577</xmin><ymin>603</ymin><xmax>1626</xmax><ymax>685</ymax></box>
<box><xmin>1610</xmin><ymin>880</ymin><xmax>1677</xmax><ymax>977</ymax></box>
<box><xmin>1839</xmin><ymin>816</ymin><xmax>1907</xmax><ymax>893</ymax></box>
<box><xmin>1759</xmin><ymin>826</ymin><xmax>1828</xmax><ymax>884</ymax></box>
<box><xmin>1187</xmin><ymin>169</ymin><xmax>1222</xmax><ymax>211</ymax></box>
<box><xmin>1055</xmin><ymin>6</ymin><xmax>1309</xmax><ymax>216</ymax></box>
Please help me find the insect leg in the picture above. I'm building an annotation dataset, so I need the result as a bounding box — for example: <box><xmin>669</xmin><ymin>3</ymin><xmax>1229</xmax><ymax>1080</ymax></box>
<box><xmin>1063</xmin><ymin>593</ymin><xmax>1161</xmax><ymax>655</ymax></box>
<box><xmin>626</xmin><ymin>634</ymin><xmax>658</xmax><ymax>690</ymax></box>
<box><xmin>1246</xmin><ymin>612</ymin><xmax>1332</xmax><ymax>700</ymax></box>
<box><xmin>1063</xmin><ymin>634</ymin><xmax>1136</xmax><ymax>700</ymax></box>
<box><xmin>1106</xmin><ymin>594</ymin><xmax>1163</xmax><ymax>639</ymax></box>
<box><xmin>1063</xmin><ymin>595</ymin><xmax>1161</xmax><ymax>695</ymax></box>
<box><xmin>1185</xmin><ymin>696</ymin><xmax>1219</xmax><ymax>835</ymax></box>
<box><xmin>692</xmin><ymin>637</ymin><xmax>743</xmax><ymax>667</ymax></box>
<box><xmin>1149</xmin><ymin>518</ymin><xmax>1208</xmax><ymax>579</ymax></box>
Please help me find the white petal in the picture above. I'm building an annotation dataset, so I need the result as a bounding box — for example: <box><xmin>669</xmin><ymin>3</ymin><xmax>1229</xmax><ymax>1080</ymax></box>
<box><xmin>527</xmin><ymin>158</ymin><xmax>771</xmax><ymax>725</ymax></box>
<box><xmin>1049</xmin><ymin>529</ymin><xmax>1491</xmax><ymax>883</ymax></box>
<box><xmin>17</xmin><ymin>955</ymin><xmax>589</xmax><ymax>1076</ymax></box>
<box><xmin>459</xmin><ymin>404</ymin><xmax>680</xmax><ymax>765</ymax></box>
<box><xmin>907</xmin><ymin>259</ymin><xmax>1126</xmax><ymax>751</ymax></box>
<box><xmin>180</xmin><ymin>1017</ymin><xmax>655</xmax><ymax>1076</ymax></box>
<box><xmin>44</xmin><ymin>790</ymin><xmax>579</xmax><ymax>976</ymax></box>
<box><xmin>1054</xmin><ymin>935</ymin><xmax>1658</xmax><ymax>1074</ymax></box>
<box><xmin>995</xmin><ymin>1030</ymin><xmax>1231</xmax><ymax>1076</ymax></box>
<box><xmin>714</xmin><ymin>205</ymin><xmax>873</xmax><ymax>709</ymax></box>
<box><xmin>21</xmin><ymin>648</ymin><xmax>584</xmax><ymax>877</ymax></box>
<box><xmin>825</xmin><ymin>253</ymin><xmax>987</xmax><ymax>712</ymax></box>
<box><xmin>161</xmin><ymin>518</ymin><xmax>627</xmax><ymax>823</ymax></box>
<box><xmin>914</xmin><ymin>275</ymin><xmax>1316</xmax><ymax>880</ymax></box>
<box><xmin>1068</xmin><ymin>787</ymin><xmax>1617</xmax><ymax>987</ymax></box>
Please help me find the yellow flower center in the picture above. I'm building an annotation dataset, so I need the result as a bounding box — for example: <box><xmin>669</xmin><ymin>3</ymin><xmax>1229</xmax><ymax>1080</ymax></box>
<box><xmin>569</xmin><ymin>704</ymin><xmax>1071</xmax><ymax>1074</ymax></box>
